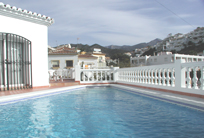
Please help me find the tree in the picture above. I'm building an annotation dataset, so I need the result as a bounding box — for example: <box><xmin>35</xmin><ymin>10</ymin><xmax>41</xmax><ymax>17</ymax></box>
<box><xmin>141</xmin><ymin>48</ymin><xmax>156</xmax><ymax>56</ymax></box>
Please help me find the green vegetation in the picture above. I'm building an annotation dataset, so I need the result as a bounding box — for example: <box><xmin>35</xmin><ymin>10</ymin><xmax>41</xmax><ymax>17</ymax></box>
<box><xmin>141</xmin><ymin>43</ymin><xmax>204</xmax><ymax>56</ymax></box>
<box><xmin>71</xmin><ymin>43</ymin><xmax>130</xmax><ymax>68</ymax></box>
<box><xmin>141</xmin><ymin>48</ymin><xmax>157</xmax><ymax>56</ymax></box>
<box><xmin>178</xmin><ymin>43</ymin><xmax>204</xmax><ymax>55</ymax></box>
<box><xmin>71</xmin><ymin>43</ymin><xmax>126</xmax><ymax>57</ymax></box>
<box><xmin>110</xmin><ymin>53</ymin><xmax>130</xmax><ymax>68</ymax></box>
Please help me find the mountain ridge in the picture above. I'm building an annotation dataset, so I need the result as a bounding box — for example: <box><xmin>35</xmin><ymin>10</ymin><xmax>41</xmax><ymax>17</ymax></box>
<box><xmin>105</xmin><ymin>38</ymin><xmax>162</xmax><ymax>51</ymax></box>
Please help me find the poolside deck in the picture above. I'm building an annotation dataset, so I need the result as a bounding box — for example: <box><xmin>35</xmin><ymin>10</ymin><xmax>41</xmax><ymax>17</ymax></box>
<box><xmin>0</xmin><ymin>79</ymin><xmax>80</xmax><ymax>97</ymax></box>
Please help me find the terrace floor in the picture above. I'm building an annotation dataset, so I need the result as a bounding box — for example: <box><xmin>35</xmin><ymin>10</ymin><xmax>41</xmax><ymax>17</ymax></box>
<box><xmin>0</xmin><ymin>79</ymin><xmax>79</xmax><ymax>97</ymax></box>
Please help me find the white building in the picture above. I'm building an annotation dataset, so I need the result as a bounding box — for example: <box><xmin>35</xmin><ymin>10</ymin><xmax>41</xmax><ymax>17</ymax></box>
<box><xmin>78</xmin><ymin>54</ymin><xmax>98</xmax><ymax>68</ymax></box>
<box><xmin>48</xmin><ymin>46</ymin><xmax>78</xmax><ymax>70</ymax></box>
<box><xmin>130</xmin><ymin>52</ymin><xmax>204</xmax><ymax>67</ymax></box>
<box><xmin>0</xmin><ymin>2</ymin><xmax>54</xmax><ymax>90</ymax></box>
<box><xmin>154</xmin><ymin>27</ymin><xmax>204</xmax><ymax>52</ymax></box>
<box><xmin>92</xmin><ymin>48</ymin><xmax>106</xmax><ymax>67</ymax></box>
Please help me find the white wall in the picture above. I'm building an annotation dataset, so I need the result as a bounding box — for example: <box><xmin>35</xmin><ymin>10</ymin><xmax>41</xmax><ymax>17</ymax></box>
<box><xmin>0</xmin><ymin>15</ymin><xmax>49</xmax><ymax>87</ymax></box>
<box><xmin>48</xmin><ymin>55</ymin><xmax>78</xmax><ymax>69</ymax></box>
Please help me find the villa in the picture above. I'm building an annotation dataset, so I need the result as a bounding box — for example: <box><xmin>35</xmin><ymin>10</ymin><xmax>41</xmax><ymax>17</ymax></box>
<box><xmin>130</xmin><ymin>52</ymin><xmax>204</xmax><ymax>67</ymax></box>
<box><xmin>0</xmin><ymin>2</ymin><xmax>204</xmax><ymax>138</ymax></box>
<box><xmin>0</xmin><ymin>2</ymin><xmax>54</xmax><ymax>91</ymax></box>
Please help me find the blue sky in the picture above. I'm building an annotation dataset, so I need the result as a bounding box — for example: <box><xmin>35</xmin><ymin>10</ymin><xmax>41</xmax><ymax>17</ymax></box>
<box><xmin>1</xmin><ymin>0</ymin><xmax>204</xmax><ymax>47</ymax></box>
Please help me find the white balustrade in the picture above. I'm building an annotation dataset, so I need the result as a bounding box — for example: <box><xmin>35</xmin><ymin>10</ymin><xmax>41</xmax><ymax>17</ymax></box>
<box><xmin>72</xmin><ymin>60</ymin><xmax>204</xmax><ymax>95</ymax></box>
<box><xmin>116</xmin><ymin>60</ymin><xmax>204</xmax><ymax>95</ymax></box>
<box><xmin>48</xmin><ymin>68</ymin><xmax>75</xmax><ymax>81</ymax></box>
<box><xmin>78</xmin><ymin>67</ymin><xmax>116</xmax><ymax>83</ymax></box>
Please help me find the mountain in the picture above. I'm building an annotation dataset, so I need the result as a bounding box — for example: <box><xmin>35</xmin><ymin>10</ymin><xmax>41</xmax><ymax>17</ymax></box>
<box><xmin>70</xmin><ymin>43</ymin><xmax>127</xmax><ymax>57</ymax></box>
<box><xmin>105</xmin><ymin>38</ymin><xmax>162</xmax><ymax>51</ymax></box>
<box><xmin>147</xmin><ymin>38</ymin><xmax>162</xmax><ymax>47</ymax></box>
<box><xmin>56</xmin><ymin>38</ymin><xmax>162</xmax><ymax>57</ymax></box>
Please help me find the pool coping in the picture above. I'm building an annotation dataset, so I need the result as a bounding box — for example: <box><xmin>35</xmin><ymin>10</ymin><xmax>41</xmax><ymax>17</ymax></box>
<box><xmin>1</xmin><ymin>84</ymin><xmax>204</xmax><ymax>112</ymax></box>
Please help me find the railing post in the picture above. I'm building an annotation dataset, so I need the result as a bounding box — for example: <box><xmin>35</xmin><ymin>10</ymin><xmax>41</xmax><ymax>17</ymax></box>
<box><xmin>113</xmin><ymin>67</ymin><xmax>119</xmax><ymax>82</ymax></box>
<box><xmin>175</xmin><ymin>59</ymin><xmax>186</xmax><ymax>88</ymax></box>
<box><xmin>75</xmin><ymin>65</ymin><xmax>80</xmax><ymax>82</ymax></box>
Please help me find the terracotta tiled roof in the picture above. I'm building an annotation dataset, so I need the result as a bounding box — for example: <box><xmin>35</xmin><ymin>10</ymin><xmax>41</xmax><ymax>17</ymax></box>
<box><xmin>78</xmin><ymin>54</ymin><xmax>98</xmax><ymax>59</ymax></box>
<box><xmin>0</xmin><ymin>2</ymin><xmax>54</xmax><ymax>26</ymax></box>
<box><xmin>49</xmin><ymin>47</ymin><xmax>77</xmax><ymax>55</ymax></box>
<box><xmin>92</xmin><ymin>53</ymin><xmax>106</xmax><ymax>55</ymax></box>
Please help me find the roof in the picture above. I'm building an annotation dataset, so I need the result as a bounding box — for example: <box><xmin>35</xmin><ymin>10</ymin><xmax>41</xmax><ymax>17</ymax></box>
<box><xmin>0</xmin><ymin>2</ymin><xmax>54</xmax><ymax>26</ymax></box>
<box><xmin>78</xmin><ymin>54</ymin><xmax>98</xmax><ymax>59</ymax></box>
<box><xmin>92</xmin><ymin>53</ymin><xmax>106</xmax><ymax>56</ymax></box>
<box><xmin>48</xmin><ymin>47</ymin><xmax>77</xmax><ymax>55</ymax></box>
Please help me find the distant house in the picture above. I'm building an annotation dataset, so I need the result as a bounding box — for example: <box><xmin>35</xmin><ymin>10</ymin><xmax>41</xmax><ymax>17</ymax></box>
<box><xmin>48</xmin><ymin>45</ymin><xmax>78</xmax><ymax>70</ymax></box>
<box><xmin>0</xmin><ymin>2</ymin><xmax>54</xmax><ymax>90</ymax></box>
<box><xmin>124</xmin><ymin>52</ymin><xmax>132</xmax><ymax>57</ymax></box>
<box><xmin>154</xmin><ymin>27</ymin><xmax>204</xmax><ymax>52</ymax></box>
<box><xmin>130</xmin><ymin>52</ymin><xmax>204</xmax><ymax>67</ymax></box>
<box><xmin>92</xmin><ymin>48</ymin><xmax>106</xmax><ymax>67</ymax></box>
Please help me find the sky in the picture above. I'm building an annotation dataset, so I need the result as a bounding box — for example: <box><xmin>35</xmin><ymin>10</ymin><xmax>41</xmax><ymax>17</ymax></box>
<box><xmin>1</xmin><ymin>0</ymin><xmax>204</xmax><ymax>47</ymax></box>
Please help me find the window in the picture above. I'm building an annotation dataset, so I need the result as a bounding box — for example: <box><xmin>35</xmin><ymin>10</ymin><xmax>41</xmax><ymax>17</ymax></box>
<box><xmin>66</xmin><ymin>60</ymin><xmax>73</xmax><ymax>68</ymax></box>
<box><xmin>52</xmin><ymin>60</ymin><xmax>60</xmax><ymax>69</ymax></box>
<box><xmin>0</xmin><ymin>33</ymin><xmax>32</xmax><ymax>90</ymax></box>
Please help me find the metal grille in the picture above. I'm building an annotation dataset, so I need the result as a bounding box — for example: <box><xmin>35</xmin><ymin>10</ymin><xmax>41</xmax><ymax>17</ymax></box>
<box><xmin>0</xmin><ymin>33</ymin><xmax>32</xmax><ymax>91</ymax></box>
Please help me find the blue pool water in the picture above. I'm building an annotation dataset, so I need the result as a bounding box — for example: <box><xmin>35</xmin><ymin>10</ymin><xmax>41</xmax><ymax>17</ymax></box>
<box><xmin>0</xmin><ymin>87</ymin><xmax>204</xmax><ymax>137</ymax></box>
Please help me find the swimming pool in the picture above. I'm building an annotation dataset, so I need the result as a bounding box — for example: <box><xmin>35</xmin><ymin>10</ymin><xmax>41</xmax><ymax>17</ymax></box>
<box><xmin>0</xmin><ymin>86</ymin><xmax>204</xmax><ymax>137</ymax></box>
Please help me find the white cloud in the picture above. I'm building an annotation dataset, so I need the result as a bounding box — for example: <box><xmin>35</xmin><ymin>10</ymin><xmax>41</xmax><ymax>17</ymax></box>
<box><xmin>1</xmin><ymin>0</ymin><xmax>204</xmax><ymax>46</ymax></box>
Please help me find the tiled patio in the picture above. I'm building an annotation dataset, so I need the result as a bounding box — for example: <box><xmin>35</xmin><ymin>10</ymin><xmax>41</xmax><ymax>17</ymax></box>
<box><xmin>0</xmin><ymin>79</ymin><xmax>80</xmax><ymax>97</ymax></box>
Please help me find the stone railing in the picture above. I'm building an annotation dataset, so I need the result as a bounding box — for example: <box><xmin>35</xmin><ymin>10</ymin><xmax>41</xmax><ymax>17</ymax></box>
<box><xmin>117</xmin><ymin>59</ymin><xmax>204</xmax><ymax>95</ymax></box>
<box><xmin>73</xmin><ymin>60</ymin><xmax>204</xmax><ymax>95</ymax></box>
<box><xmin>75</xmin><ymin>65</ymin><xmax>118</xmax><ymax>83</ymax></box>
<box><xmin>48</xmin><ymin>68</ymin><xmax>75</xmax><ymax>81</ymax></box>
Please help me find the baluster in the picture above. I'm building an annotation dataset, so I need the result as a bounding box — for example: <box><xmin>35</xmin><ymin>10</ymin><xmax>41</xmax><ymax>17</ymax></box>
<box><xmin>96</xmin><ymin>71</ymin><xmax>98</xmax><ymax>81</ymax></box>
<box><xmin>119</xmin><ymin>71</ymin><xmax>121</xmax><ymax>81</ymax></box>
<box><xmin>171</xmin><ymin>68</ymin><xmax>175</xmax><ymax>87</ymax></box>
<box><xmin>186</xmin><ymin>67</ymin><xmax>191</xmax><ymax>88</ymax></box>
<box><xmin>132</xmin><ymin>70</ymin><xmax>135</xmax><ymax>82</ymax></box>
<box><xmin>144</xmin><ymin>70</ymin><xmax>146</xmax><ymax>83</ymax></box>
<box><xmin>83</xmin><ymin>71</ymin><xmax>85</xmax><ymax>82</ymax></box>
<box><xmin>145</xmin><ymin>70</ymin><xmax>148</xmax><ymax>83</ymax></box>
<box><xmin>166</xmin><ymin>69</ymin><xmax>170</xmax><ymax>86</ymax></box>
<box><xmin>139</xmin><ymin>70</ymin><xmax>141</xmax><ymax>83</ymax></box>
<box><xmin>154</xmin><ymin>70</ymin><xmax>157</xmax><ymax>85</ymax></box>
<box><xmin>201</xmin><ymin>66</ymin><xmax>204</xmax><ymax>90</ymax></box>
<box><xmin>135</xmin><ymin>70</ymin><xmax>137</xmax><ymax>82</ymax></box>
<box><xmin>193</xmin><ymin>67</ymin><xmax>198</xmax><ymax>89</ymax></box>
<box><xmin>162</xmin><ymin>69</ymin><xmax>166</xmax><ymax>86</ymax></box>
<box><xmin>128</xmin><ymin>71</ymin><xmax>130</xmax><ymax>82</ymax></box>
<box><xmin>151</xmin><ymin>70</ymin><xmax>154</xmax><ymax>84</ymax></box>
<box><xmin>105</xmin><ymin>71</ymin><xmax>107</xmax><ymax>81</ymax></box>
<box><xmin>124</xmin><ymin>71</ymin><xmax>127</xmax><ymax>81</ymax></box>
<box><xmin>100</xmin><ymin>71</ymin><xmax>102</xmax><ymax>81</ymax></box>
<box><xmin>132</xmin><ymin>71</ymin><xmax>134</xmax><ymax>82</ymax></box>
<box><xmin>148</xmin><ymin>70</ymin><xmax>150</xmax><ymax>84</ymax></box>
<box><xmin>158</xmin><ymin>69</ymin><xmax>161</xmax><ymax>85</ymax></box>
<box><xmin>87</xmin><ymin>71</ymin><xmax>89</xmax><ymax>82</ymax></box>
<box><xmin>91</xmin><ymin>71</ymin><xmax>93</xmax><ymax>82</ymax></box>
